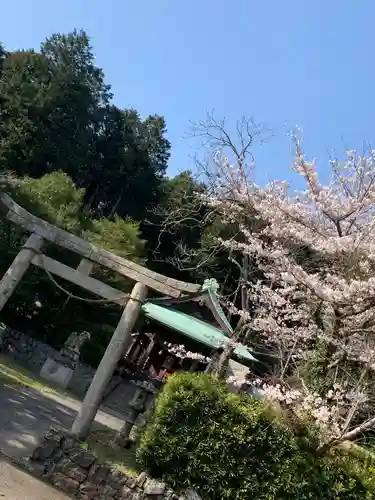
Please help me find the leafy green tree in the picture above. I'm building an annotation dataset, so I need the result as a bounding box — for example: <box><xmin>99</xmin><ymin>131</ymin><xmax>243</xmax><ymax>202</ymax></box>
<box><xmin>84</xmin><ymin>109</ymin><xmax>170</xmax><ymax>222</ymax></box>
<box><xmin>39</xmin><ymin>29</ymin><xmax>111</xmax><ymax>184</ymax></box>
<box><xmin>0</xmin><ymin>31</ymin><xmax>171</xmax><ymax>225</ymax></box>
<box><xmin>41</xmin><ymin>30</ymin><xmax>111</xmax><ymax>106</ymax></box>
<box><xmin>5</xmin><ymin>171</ymin><xmax>90</xmax><ymax>234</ymax></box>
<box><xmin>85</xmin><ymin>217</ymin><xmax>145</xmax><ymax>262</ymax></box>
<box><xmin>0</xmin><ymin>29</ymin><xmax>172</xmax><ymax>361</ymax></box>
<box><xmin>0</xmin><ymin>50</ymin><xmax>55</xmax><ymax>176</ymax></box>
<box><xmin>0</xmin><ymin>30</ymin><xmax>111</xmax><ymax>181</ymax></box>
<box><xmin>0</xmin><ymin>42</ymin><xmax>7</xmax><ymax>71</ymax></box>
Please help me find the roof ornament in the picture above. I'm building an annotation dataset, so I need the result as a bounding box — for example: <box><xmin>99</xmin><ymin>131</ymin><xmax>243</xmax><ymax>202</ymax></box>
<box><xmin>201</xmin><ymin>278</ymin><xmax>220</xmax><ymax>294</ymax></box>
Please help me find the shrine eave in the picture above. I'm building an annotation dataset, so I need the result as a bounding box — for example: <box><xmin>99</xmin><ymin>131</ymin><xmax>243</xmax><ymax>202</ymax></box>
<box><xmin>141</xmin><ymin>302</ymin><xmax>257</xmax><ymax>364</ymax></box>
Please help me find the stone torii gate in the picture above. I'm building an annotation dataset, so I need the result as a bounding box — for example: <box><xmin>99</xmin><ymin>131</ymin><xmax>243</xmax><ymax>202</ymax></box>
<box><xmin>0</xmin><ymin>193</ymin><xmax>201</xmax><ymax>438</ymax></box>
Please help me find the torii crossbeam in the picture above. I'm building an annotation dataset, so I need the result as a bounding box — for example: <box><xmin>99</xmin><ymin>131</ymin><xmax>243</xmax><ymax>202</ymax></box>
<box><xmin>0</xmin><ymin>194</ymin><xmax>201</xmax><ymax>438</ymax></box>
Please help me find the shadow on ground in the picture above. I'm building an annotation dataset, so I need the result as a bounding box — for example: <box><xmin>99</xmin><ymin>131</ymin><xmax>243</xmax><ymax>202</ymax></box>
<box><xmin>0</xmin><ymin>383</ymin><xmax>121</xmax><ymax>460</ymax></box>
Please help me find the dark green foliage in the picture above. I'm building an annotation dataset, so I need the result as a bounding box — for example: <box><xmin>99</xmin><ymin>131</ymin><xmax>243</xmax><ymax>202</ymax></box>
<box><xmin>0</xmin><ymin>42</ymin><xmax>7</xmax><ymax>69</ymax></box>
<box><xmin>0</xmin><ymin>29</ymin><xmax>254</xmax><ymax>366</ymax></box>
<box><xmin>137</xmin><ymin>373</ymin><xmax>370</xmax><ymax>499</ymax></box>
<box><xmin>332</xmin><ymin>444</ymin><xmax>375</xmax><ymax>493</ymax></box>
<box><xmin>86</xmin><ymin>108</ymin><xmax>170</xmax><ymax>222</ymax></box>
<box><xmin>301</xmin><ymin>341</ymin><xmax>336</xmax><ymax>395</ymax></box>
<box><xmin>0</xmin><ymin>31</ymin><xmax>170</xmax><ymax>224</ymax></box>
<box><xmin>143</xmin><ymin>170</ymin><xmax>206</xmax><ymax>282</ymax></box>
<box><xmin>0</xmin><ymin>30</ymin><xmax>173</xmax><ymax>362</ymax></box>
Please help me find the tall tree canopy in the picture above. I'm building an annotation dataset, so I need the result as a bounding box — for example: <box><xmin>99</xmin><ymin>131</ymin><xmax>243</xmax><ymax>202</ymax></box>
<box><xmin>0</xmin><ymin>31</ymin><xmax>239</xmax><ymax>367</ymax></box>
<box><xmin>0</xmin><ymin>30</ymin><xmax>178</xmax><ymax>363</ymax></box>
<box><xmin>0</xmin><ymin>30</ymin><xmax>171</xmax><ymax>223</ymax></box>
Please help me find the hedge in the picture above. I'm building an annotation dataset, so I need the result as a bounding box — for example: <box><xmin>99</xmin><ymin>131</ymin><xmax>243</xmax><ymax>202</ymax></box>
<box><xmin>137</xmin><ymin>373</ymin><xmax>370</xmax><ymax>499</ymax></box>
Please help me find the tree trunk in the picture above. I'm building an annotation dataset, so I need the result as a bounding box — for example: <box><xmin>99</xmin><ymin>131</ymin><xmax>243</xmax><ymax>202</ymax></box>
<box><xmin>214</xmin><ymin>320</ymin><xmax>246</xmax><ymax>378</ymax></box>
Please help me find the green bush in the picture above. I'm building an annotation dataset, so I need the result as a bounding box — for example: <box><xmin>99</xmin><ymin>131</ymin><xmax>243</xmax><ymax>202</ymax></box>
<box><xmin>137</xmin><ymin>373</ymin><xmax>370</xmax><ymax>499</ymax></box>
<box><xmin>332</xmin><ymin>443</ymin><xmax>375</xmax><ymax>493</ymax></box>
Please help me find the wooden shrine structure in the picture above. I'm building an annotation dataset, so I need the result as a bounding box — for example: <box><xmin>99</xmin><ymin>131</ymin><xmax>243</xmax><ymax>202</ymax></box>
<box><xmin>0</xmin><ymin>193</ymin><xmax>202</xmax><ymax>439</ymax></box>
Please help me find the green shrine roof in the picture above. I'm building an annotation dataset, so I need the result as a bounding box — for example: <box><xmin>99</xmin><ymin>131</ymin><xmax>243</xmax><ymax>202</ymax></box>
<box><xmin>141</xmin><ymin>302</ymin><xmax>257</xmax><ymax>363</ymax></box>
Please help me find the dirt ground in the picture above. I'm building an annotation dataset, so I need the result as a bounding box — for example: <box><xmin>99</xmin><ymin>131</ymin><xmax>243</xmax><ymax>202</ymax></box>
<box><xmin>0</xmin><ymin>458</ymin><xmax>70</xmax><ymax>500</ymax></box>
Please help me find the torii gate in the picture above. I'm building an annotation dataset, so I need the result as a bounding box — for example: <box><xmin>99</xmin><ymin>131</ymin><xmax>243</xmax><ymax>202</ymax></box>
<box><xmin>0</xmin><ymin>193</ymin><xmax>201</xmax><ymax>438</ymax></box>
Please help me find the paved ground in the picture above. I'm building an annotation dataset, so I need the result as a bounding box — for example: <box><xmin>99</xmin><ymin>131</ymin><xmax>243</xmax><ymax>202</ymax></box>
<box><xmin>0</xmin><ymin>374</ymin><xmax>127</xmax><ymax>498</ymax></box>
<box><xmin>0</xmin><ymin>458</ymin><xmax>70</xmax><ymax>499</ymax></box>
<box><xmin>0</xmin><ymin>384</ymin><xmax>123</xmax><ymax>459</ymax></box>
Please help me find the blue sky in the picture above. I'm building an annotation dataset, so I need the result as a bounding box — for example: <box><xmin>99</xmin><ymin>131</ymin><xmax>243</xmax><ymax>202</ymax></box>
<box><xmin>1</xmin><ymin>1</ymin><xmax>374</xmax><ymax>185</ymax></box>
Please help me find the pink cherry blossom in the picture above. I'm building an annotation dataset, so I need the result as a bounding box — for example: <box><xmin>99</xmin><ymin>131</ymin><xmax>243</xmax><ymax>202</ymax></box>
<box><xmin>202</xmin><ymin>137</ymin><xmax>375</xmax><ymax>446</ymax></box>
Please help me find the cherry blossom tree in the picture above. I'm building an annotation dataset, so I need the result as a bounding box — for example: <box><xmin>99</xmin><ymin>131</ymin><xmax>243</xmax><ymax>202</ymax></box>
<box><xmin>200</xmin><ymin>132</ymin><xmax>375</xmax><ymax>452</ymax></box>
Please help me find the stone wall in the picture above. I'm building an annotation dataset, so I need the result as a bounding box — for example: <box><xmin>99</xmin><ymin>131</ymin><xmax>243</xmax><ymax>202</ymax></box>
<box><xmin>0</xmin><ymin>323</ymin><xmax>58</xmax><ymax>374</ymax></box>
<box><xmin>30</xmin><ymin>427</ymin><xmax>195</xmax><ymax>499</ymax></box>
<box><xmin>0</xmin><ymin>324</ymin><xmax>96</xmax><ymax>396</ymax></box>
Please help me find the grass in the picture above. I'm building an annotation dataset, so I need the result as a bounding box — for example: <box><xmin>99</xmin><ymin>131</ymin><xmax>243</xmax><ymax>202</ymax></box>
<box><xmin>83</xmin><ymin>428</ymin><xmax>140</xmax><ymax>477</ymax></box>
<box><xmin>0</xmin><ymin>353</ymin><xmax>59</xmax><ymax>394</ymax></box>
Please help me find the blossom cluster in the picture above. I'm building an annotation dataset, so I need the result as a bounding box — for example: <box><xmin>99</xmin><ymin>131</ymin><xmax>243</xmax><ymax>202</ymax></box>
<box><xmin>165</xmin><ymin>342</ymin><xmax>211</xmax><ymax>363</ymax></box>
<box><xmin>209</xmin><ymin>143</ymin><xmax>375</xmax><ymax>363</ymax></box>
<box><xmin>250</xmin><ymin>379</ymin><xmax>368</xmax><ymax>439</ymax></box>
<box><xmin>201</xmin><ymin>138</ymin><xmax>375</xmax><ymax>443</ymax></box>
<box><xmin>227</xmin><ymin>374</ymin><xmax>248</xmax><ymax>387</ymax></box>
<box><xmin>164</xmin><ymin>342</ymin><xmax>251</xmax><ymax>388</ymax></box>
